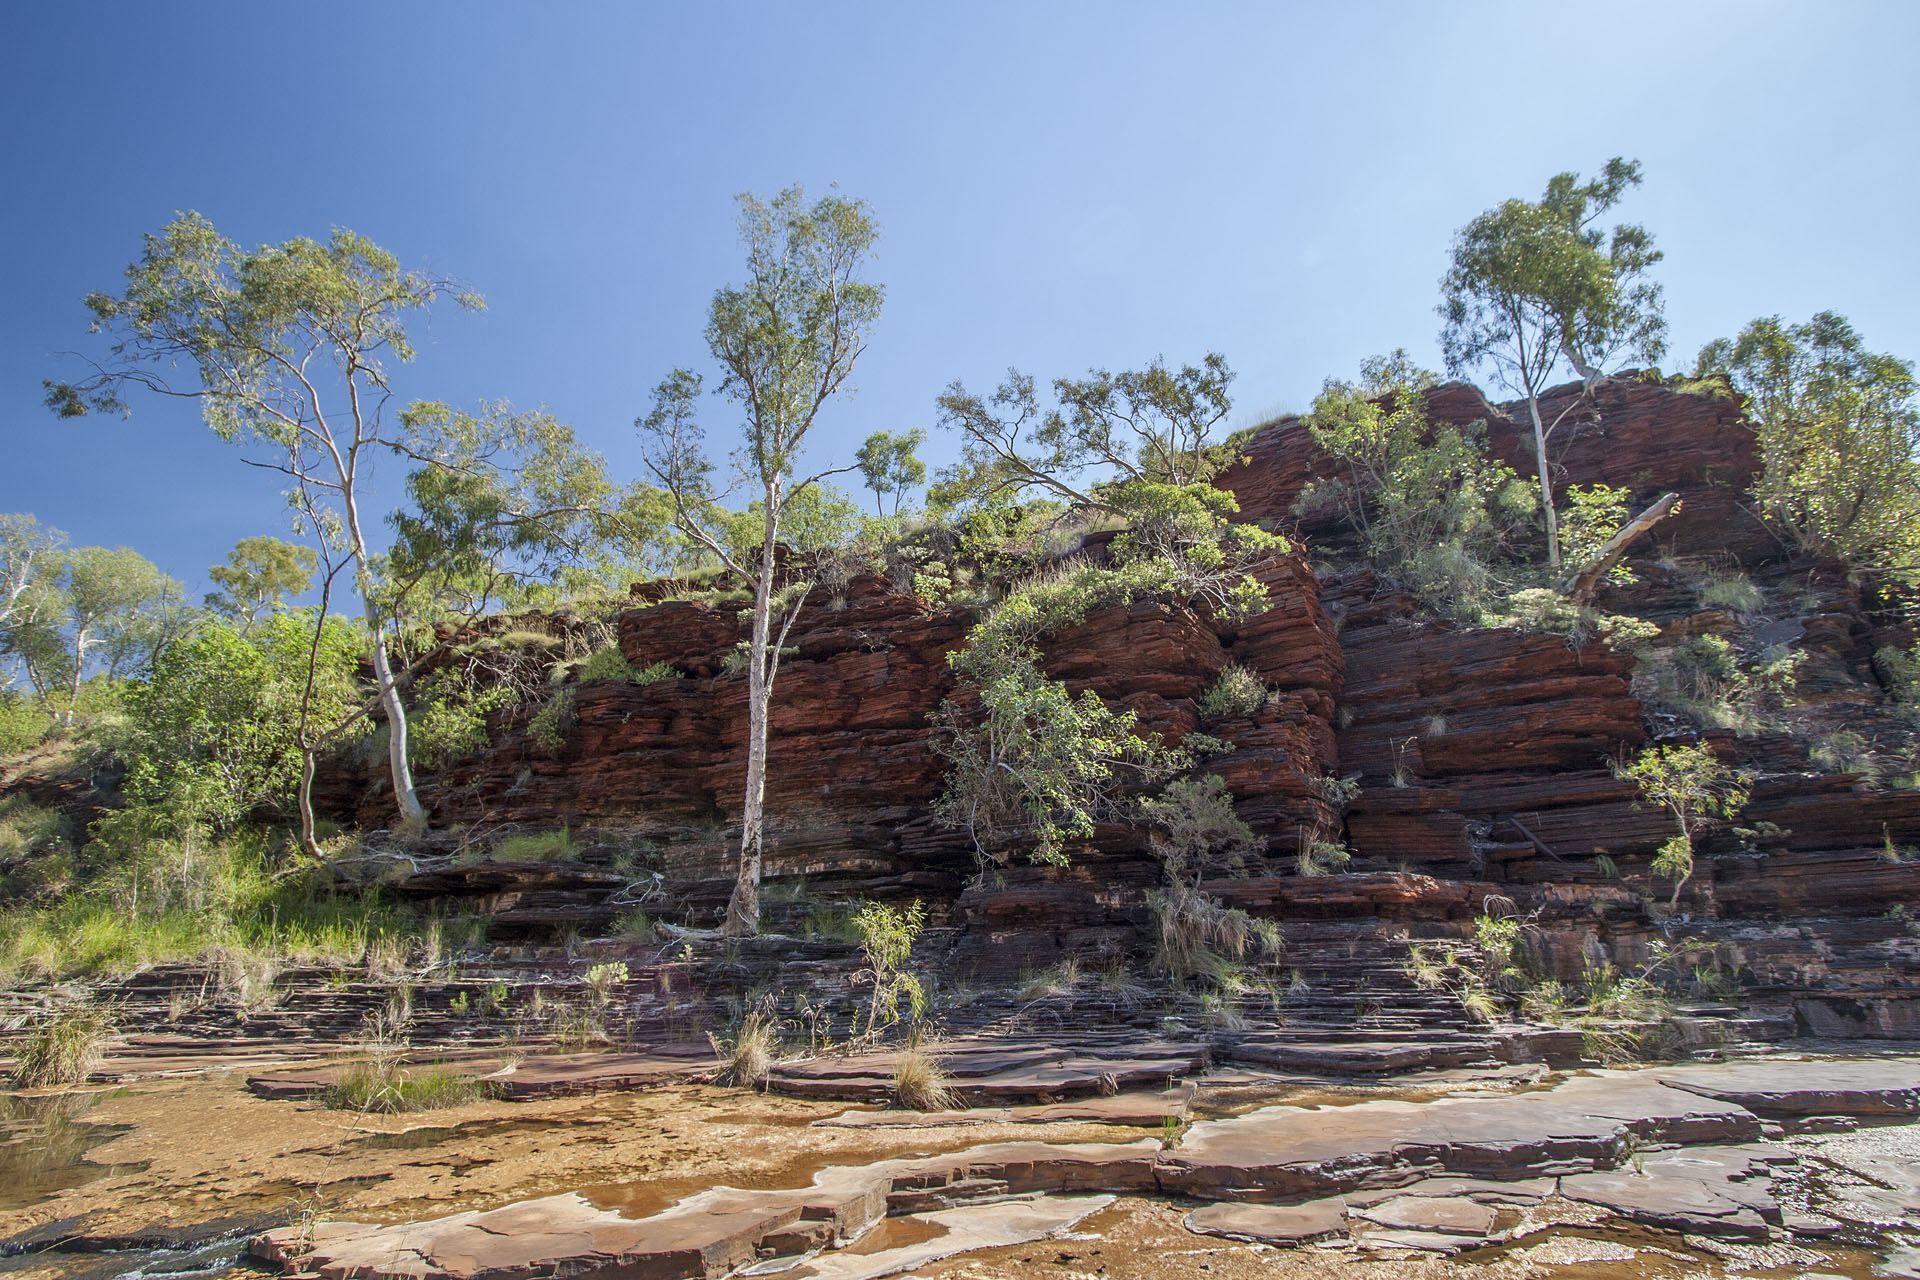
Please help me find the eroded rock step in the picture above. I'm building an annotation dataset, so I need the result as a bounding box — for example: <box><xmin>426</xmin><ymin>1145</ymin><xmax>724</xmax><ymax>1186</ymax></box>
<box><xmin>250</xmin><ymin>1056</ymin><xmax>1920</xmax><ymax>1279</ymax></box>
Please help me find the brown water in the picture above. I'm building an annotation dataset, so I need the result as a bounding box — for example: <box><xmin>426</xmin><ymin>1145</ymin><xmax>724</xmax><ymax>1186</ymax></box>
<box><xmin>0</xmin><ymin>1092</ymin><xmax>143</xmax><ymax>1214</ymax></box>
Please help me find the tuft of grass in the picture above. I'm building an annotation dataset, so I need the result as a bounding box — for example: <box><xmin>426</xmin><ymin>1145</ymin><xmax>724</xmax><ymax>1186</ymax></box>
<box><xmin>8</xmin><ymin>1004</ymin><xmax>113</xmax><ymax>1088</ymax></box>
<box><xmin>1696</xmin><ymin>572</ymin><xmax>1764</xmax><ymax>615</ymax></box>
<box><xmin>892</xmin><ymin>1042</ymin><xmax>958</xmax><ymax>1111</ymax></box>
<box><xmin>711</xmin><ymin>1011</ymin><xmax>778</xmax><ymax>1089</ymax></box>
<box><xmin>321</xmin><ymin>1060</ymin><xmax>496</xmax><ymax>1113</ymax></box>
<box><xmin>493</xmin><ymin>828</ymin><xmax>577</xmax><ymax>862</ymax></box>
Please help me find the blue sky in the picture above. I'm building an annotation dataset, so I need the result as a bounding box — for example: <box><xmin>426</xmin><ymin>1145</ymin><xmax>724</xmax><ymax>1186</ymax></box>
<box><xmin>3</xmin><ymin>1</ymin><xmax>1915</xmax><ymax>599</ymax></box>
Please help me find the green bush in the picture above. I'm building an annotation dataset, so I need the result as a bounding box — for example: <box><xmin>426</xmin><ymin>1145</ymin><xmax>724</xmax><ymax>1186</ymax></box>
<box><xmin>576</xmin><ymin>645</ymin><xmax>639</xmax><ymax>683</ymax></box>
<box><xmin>1616</xmin><ymin>742</ymin><xmax>1749</xmax><ymax>906</ymax></box>
<box><xmin>0</xmin><ymin>691</ymin><xmax>51</xmax><ymax>757</ymax></box>
<box><xmin>407</xmin><ymin>669</ymin><xmax>514</xmax><ymax>772</ymax></box>
<box><xmin>1638</xmin><ymin>635</ymin><xmax>1801</xmax><ymax>732</ymax></box>
<box><xmin>526</xmin><ymin>688</ymin><xmax>576</xmax><ymax>749</ymax></box>
<box><xmin>1197</xmin><ymin>664</ymin><xmax>1269</xmax><ymax>719</ymax></box>
<box><xmin>1874</xmin><ymin>642</ymin><xmax>1920</xmax><ymax>703</ymax></box>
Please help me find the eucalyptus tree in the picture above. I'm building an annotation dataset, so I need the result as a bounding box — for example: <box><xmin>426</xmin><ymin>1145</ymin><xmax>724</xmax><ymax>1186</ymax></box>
<box><xmin>19</xmin><ymin>546</ymin><xmax>189</xmax><ymax>723</ymax></box>
<box><xmin>47</xmin><ymin>212</ymin><xmax>484</xmax><ymax>830</ymax></box>
<box><xmin>638</xmin><ymin>186</ymin><xmax>882</xmax><ymax>936</ymax></box>
<box><xmin>1695</xmin><ymin>312</ymin><xmax>1920</xmax><ymax>587</ymax></box>
<box><xmin>1439</xmin><ymin>158</ymin><xmax>1667</xmax><ymax>566</ymax></box>
<box><xmin>935</xmin><ymin>352</ymin><xmax>1277</xmax><ymax>611</ymax></box>
<box><xmin>854</xmin><ymin>428</ymin><xmax>927</xmax><ymax>517</ymax></box>
<box><xmin>0</xmin><ymin>515</ymin><xmax>64</xmax><ymax>692</ymax></box>
<box><xmin>206</xmin><ymin>535</ymin><xmax>317</xmax><ymax>631</ymax></box>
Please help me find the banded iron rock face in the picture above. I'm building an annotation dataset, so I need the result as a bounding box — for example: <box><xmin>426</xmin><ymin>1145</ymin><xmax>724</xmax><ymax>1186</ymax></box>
<box><xmin>305</xmin><ymin>377</ymin><xmax>1920</xmax><ymax>1040</ymax></box>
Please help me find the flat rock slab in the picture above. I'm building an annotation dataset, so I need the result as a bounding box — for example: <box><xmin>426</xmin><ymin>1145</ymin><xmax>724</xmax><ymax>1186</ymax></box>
<box><xmin>1559</xmin><ymin>1145</ymin><xmax>1782</xmax><ymax>1241</ymax></box>
<box><xmin>786</xmin><ymin>1196</ymin><xmax>1114</xmax><ymax>1280</ymax></box>
<box><xmin>1183</xmin><ymin>1198</ymin><xmax>1347</xmax><ymax>1245</ymax></box>
<box><xmin>484</xmin><ymin>1048</ymin><xmax>713</xmax><ymax>1099</ymax></box>
<box><xmin>1651</xmin><ymin>1057</ymin><xmax>1920</xmax><ymax>1118</ymax></box>
<box><xmin>815</xmin><ymin>1091</ymin><xmax>1188</xmax><ymax>1129</ymax></box>
<box><xmin>770</xmin><ymin>1042</ymin><xmax>1207</xmax><ymax>1104</ymax></box>
<box><xmin>1352</xmin><ymin>1194</ymin><xmax>1496</xmax><ymax>1238</ymax></box>
<box><xmin>253</xmin><ymin>1142</ymin><xmax>1161</xmax><ymax>1280</ymax></box>
<box><xmin>247</xmin><ymin>1047</ymin><xmax>711</xmax><ymax>1101</ymax></box>
<box><xmin>1344</xmin><ymin>1176</ymin><xmax>1554</xmax><ymax>1207</ymax></box>
<box><xmin>1159</xmin><ymin>1072</ymin><xmax>1760</xmax><ymax>1200</ymax></box>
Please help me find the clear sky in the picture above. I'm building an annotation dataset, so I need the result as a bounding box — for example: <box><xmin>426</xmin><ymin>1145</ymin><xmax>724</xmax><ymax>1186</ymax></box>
<box><xmin>3</xmin><ymin>1</ymin><xmax>1915</xmax><ymax>599</ymax></box>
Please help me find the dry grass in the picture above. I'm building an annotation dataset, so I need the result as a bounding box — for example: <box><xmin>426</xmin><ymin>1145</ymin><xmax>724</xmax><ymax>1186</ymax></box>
<box><xmin>711</xmin><ymin>1011</ymin><xmax>777</xmax><ymax>1089</ymax></box>
<box><xmin>9</xmin><ymin>1003</ymin><xmax>113</xmax><ymax>1088</ymax></box>
<box><xmin>892</xmin><ymin>1043</ymin><xmax>958</xmax><ymax>1111</ymax></box>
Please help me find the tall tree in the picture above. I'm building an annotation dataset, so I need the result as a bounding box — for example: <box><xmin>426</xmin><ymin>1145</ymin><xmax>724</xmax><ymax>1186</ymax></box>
<box><xmin>30</xmin><ymin>546</ymin><xmax>190</xmax><ymax>723</ymax></box>
<box><xmin>0</xmin><ymin>515</ymin><xmax>65</xmax><ymax>692</ymax></box>
<box><xmin>854</xmin><ymin>428</ymin><xmax>926</xmax><ymax>516</ymax></box>
<box><xmin>47</xmin><ymin>212</ymin><xmax>483</xmax><ymax>830</ymax></box>
<box><xmin>638</xmin><ymin>186</ymin><xmax>882</xmax><ymax>937</ymax></box>
<box><xmin>1439</xmin><ymin>158</ymin><xmax>1667</xmax><ymax>567</ymax></box>
<box><xmin>206</xmin><ymin>535</ymin><xmax>317</xmax><ymax>631</ymax></box>
<box><xmin>1695</xmin><ymin>312</ymin><xmax>1920</xmax><ymax>587</ymax></box>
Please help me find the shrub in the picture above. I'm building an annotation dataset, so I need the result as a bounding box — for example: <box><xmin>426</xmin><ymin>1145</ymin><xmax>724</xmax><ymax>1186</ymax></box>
<box><xmin>407</xmin><ymin>670</ymin><xmax>514</xmax><ymax>772</ymax></box>
<box><xmin>931</xmin><ymin>558</ymin><xmax>1193</xmax><ymax>865</ymax></box>
<box><xmin>1616</xmin><ymin>742</ymin><xmax>1749</xmax><ymax>906</ymax></box>
<box><xmin>1137</xmin><ymin>774</ymin><xmax>1266</xmax><ymax>885</ymax></box>
<box><xmin>576</xmin><ymin>646</ymin><xmax>639</xmax><ymax>683</ymax></box>
<box><xmin>1147</xmin><ymin>884</ymin><xmax>1281</xmax><ymax>982</ymax></box>
<box><xmin>1873</xmin><ymin>643</ymin><xmax>1920</xmax><ymax>703</ymax></box>
<box><xmin>892</xmin><ymin>1043</ymin><xmax>958</xmax><ymax>1111</ymax></box>
<box><xmin>582</xmin><ymin>960</ymin><xmax>628</xmax><ymax>1006</ymax></box>
<box><xmin>853</xmin><ymin>899</ymin><xmax>928</xmax><ymax>1036</ymax></box>
<box><xmin>1298</xmin><ymin>358</ymin><xmax>1534</xmax><ymax>615</ymax></box>
<box><xmin>1638</xmin><ymin>635</ymin><xmax>1800</xmax><ymax>732</ymax></box>
<box><xmin>1495</xmin><ymin>588</ymin><xmax>1661</xmax><ymax>649</ymax></box>
<box><xmin>526</xmin><ymin>689</ymin><xmax>576</xmax><ymax>749</ymax></box>
<box><xmin>634</xmin><ymin>661</ymin><xmax>678</xmax><ymax>685</ymax></box>
<box><xmin>1197</xmin><ymin>663</ymin><xmax>1269</xmax><ymax>719</ymax></box>
<box><xmin>9</xmin><ymin>1004</ymin><xmax>112</xmax><ymax>1087</ymax></box>
<box><xmin>1559</xmin><ymin>485</ymin><xmax>1638</xmax><ymax>586</ymax></box>
<box><xmin>0</xmin><ymin>691</ymin><xmax>50</xmax><ymax>757</ymax></box>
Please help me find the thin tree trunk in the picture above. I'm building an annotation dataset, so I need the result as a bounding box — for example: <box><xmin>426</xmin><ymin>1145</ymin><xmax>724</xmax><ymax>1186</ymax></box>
<box><xmin>1524</xmin><ymin>393</ymin><xmax>1562</xmax><ymax>568</ymax></box>
<box><xmin>340</xmin><ymin>469</ymin><xmax>425</xmax><ymax>832</ymax></box>
<box><xmin>296</xmin><ymin>748</ymin><xmax>321</xmax><ymax>859</ymax></box>
<box><xmin>62</xmin><ymin>629</ymin><xmax>86</xmax><ymax>727</ymax></box>
<box><xmin>1562</xmin><ymin>492</ymin><xmax>1682</xmax><ymax>604</ymax></box>
<box><xmin>726</xmin><ymin>506</ymin><xmax>780</xmax><ymax>937</ymax></box>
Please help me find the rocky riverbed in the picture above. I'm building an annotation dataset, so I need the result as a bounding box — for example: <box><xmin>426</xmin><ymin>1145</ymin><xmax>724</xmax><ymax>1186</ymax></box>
<box><xmin>4</xmin><ymin>1046</ymin><xmax>1919</xmax><ymax>1280</ymax></box>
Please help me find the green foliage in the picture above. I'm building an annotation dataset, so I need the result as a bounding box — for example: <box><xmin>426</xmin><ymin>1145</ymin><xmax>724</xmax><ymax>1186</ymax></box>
<box><xmin>1638</xmin><ymin>634</ymin><xmax>1801</xmax><ymax>732</ymax></box>
<box><xmin>855</xmin><ymin>429</ymin><xmax>928</xmax><ymax>517</ymax></box>
<box><xmin>8</xmin><ymin>1004</ymin><xmax>113</xmax><ymax>1088</ymax></box>
<box><xmin>1559</xmin><ymin>485</ymin><xmax>1638</xmax><ymax>585</ymax></box>
<box><xmin>407</xmin><ymin>668</ymin><xmax>514</xmax><ymax>772</ymax></box>
<box><xmin>1616</xmin><ymin>742</ymin><xmax>1750</xmax><ymax>906</ymax></box>
<box><xmin>526</xmin><ymin>688</ymin><xmax>576</xmax><ymax>749</ymax></box>
<box><xmin>0</xmin><ymin>688</ymin><xmax>50</xmax><ymax>756</ymax></box>
<box><xmin>1439</xmin><ymin>158</ymin><xmax>1667</xmax><ymax>566</ymax></box>
<box><xmin>6</xmin><ymin>545</ymin><xmax>193</xmax><ymax>711</ymax></box>
<box><xmin>576</xmin><ymin>646</ymin><xmax>639</xmax><ymax>683</ymax></box>
<box><xmin>1696</xmin><ymin>312</ymin><xmax>1920</xmax><ymax>585</ymax></box>
<box><xmin>1197</xmin><ymin>663</ymin><xmax>1270</xmax><ymax>719</ymax></box>
<box><xmin>0</xmin><ymin>825</ymin><xmax>400</xmax><ymax>981</ymax></box>
<box><xmin>934</xmin><ymin>352</ymin><xmax>1285</xmax><ymax>616</ymax></box>
<box><xmin>205</xmin><ymin>536</ymin><xmax>316</xmax><ymax>629</ymax></box>
<box><xmin>582</xmin><ymin>960</ymin><xmax>627</xmax><ymax>1006</ymax></box>
<box><xmin>852</xmin><ymin>899</ymin><xmax>928</xmax><ymax>1036</ymax></box>
<box><xmin>121</xmin><ymin>614</ymin><xmax>361</xmax><ymax>828</ymax></box>
<box><xmin>1872</xmin><ymin>642</ymin><xmax>1920</xmax><ymax>703</ymax></box>
<box><xmin>1492</xmin><ymin>587</ymin><xmax>1661</xmax><ymax>649</ymax></box>
<box><xmin>1138</xmin><ymin>774</ymin><xmax>1266</xmax><ymax>886</ymax></box>
<box><xmin>1695</xmin><ymin>571</ymin><xmax>1765</xmax><ymax>615</ymax></box>
<box><xmin>322</xmin><ymin>1060</ymin><xmax>496</xmax><ymax>1113</ymax></box>
<box><xmin>492</xmin><ymin>829</ymin><xmax>576</xmax><ymax>862</ymax></box>
<box><xmin>932</xmin><ymin>559</ymin><xmax>1192</xmax><ymax>865</ymax></box>
<box><xmin>1299</xmin><ymin>356</ymin><xmax>1534</xmax><ymax>613</ymax></box>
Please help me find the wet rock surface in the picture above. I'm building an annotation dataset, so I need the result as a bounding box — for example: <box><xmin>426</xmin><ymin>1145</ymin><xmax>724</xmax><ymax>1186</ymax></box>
<box><xmin>236</xmin><ymin>1056</ymin><xmax>1920</xmax><ymax>1280</ymax></box>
